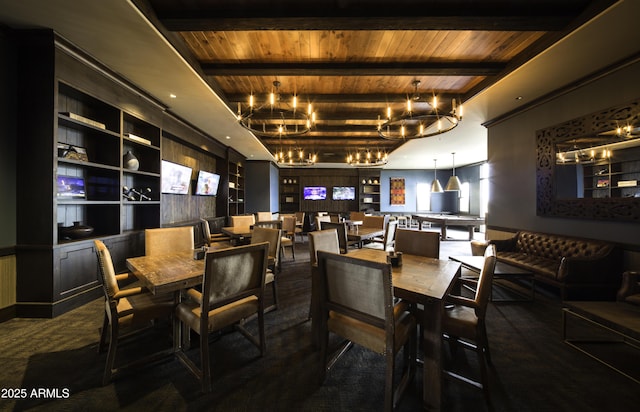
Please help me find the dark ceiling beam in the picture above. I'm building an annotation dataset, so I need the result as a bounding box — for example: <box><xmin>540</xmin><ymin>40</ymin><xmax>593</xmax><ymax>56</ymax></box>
<box><xmin>203</xmin><ymin>62</ymin><xmax>505</xmax><ymax>77</ymax></box>
<box><xmin>159</xmin><ymin>13</ymin><xmax>576</xmax><ymax>32</ymax></box>
<box><xmin>227</xmin><ymin>93</ymin><xmax>461</xmax><ymax>104</ymax></box>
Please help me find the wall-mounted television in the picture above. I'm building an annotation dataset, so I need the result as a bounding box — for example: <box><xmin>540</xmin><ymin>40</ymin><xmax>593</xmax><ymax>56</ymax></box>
<box><xmin>161</xmin><ymin>160</ymin><xmax>192</xmax><ymax>195</ymax></box>
<box><xmin>303</xmin><ymin>186</ymin><xmax>327</xmax><ymax>200</ymax></box>
<box><xmin>195</xmin><ymin>170</ymin><xmax>220</xmax><ymax>196</ymax></box>
<box><xmin>57</xmin><ymin>175</ymin><xmax>86</xmax><ymax>198</ymax></box>
<box><xmin>332</xmin><ymin>186</ymin><xmax>356</xmax><ymax>201</ymax></box>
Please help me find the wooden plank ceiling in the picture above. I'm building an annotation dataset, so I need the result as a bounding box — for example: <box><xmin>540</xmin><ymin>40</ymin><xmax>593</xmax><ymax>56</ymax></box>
<box><xmin>142</xmin><ymin>0</ymin><xmax>613</xmax><ymax>165</ymax></box>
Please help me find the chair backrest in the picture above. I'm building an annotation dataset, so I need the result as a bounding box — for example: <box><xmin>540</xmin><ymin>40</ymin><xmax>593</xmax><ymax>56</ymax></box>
<box><xmin>315</xmin><ymin>215</ymin><xmax>331</xmax><ymax>230</ymax></box>
<box><xmin>201</xmin><ymin>218</ymin><xmax>212</xmax><ymax>241</ymax></box>
<box><xmin>350</xmin><ymin>211</ymin><xmax>366</xmax><ymax>222</ymax></box>
<box><xmin>363</xmin><ymin>215</ymin><xmax>387</xmax><ymax>229</ymax></box>
<box><xmin>231</xmin><ymin>214</ymin><xmax>256</xmax><ymax>227</ymax></box>
<box><xmin>319</xmin><ymin>221</ymin><xmax>349</xmax><ymax>254</ymax></box>
<box><xmin>201</xmin><ymin>242</ymin><xmax>269</xmax><ymax>314</ymax></box>
<box><xmin>394</xmin><ymin>229</ymin><xmax>440</xmax><ymax>258</ymax></box>
<box><xmin>309</xmin><ymin>229</ymin><xmax>340</xmax><ymax>267</ymax></box>
<box><xmin>382</xmin><ymin>220</ymin><xmax>398</xmax><ymax>250</ymax></box>
<box><xmin>317</xmin><ymin>250</ymin><xmax>393</xmax><ymax>327</ymax></box>
<box><xmin>281</xmin><ymin>215</ymin><xmax>296</xmax><ymax>235</ymax></box>
<box><xmin>474</xmin><ymin>245</ymin><xmax>497</xmax><ymax>318</ymax></box>
<box><xmin>94</xmin><ymin>240</ymin><xmax>119</xmax><ymax>300</ymax></box>
<box><xmin>145</xmin><ymin>226</ymin><xmax>194</xmax><ymax>256</ymax></box>
<box><xmin>256</xmin><ymin>211</ymin><xmax>273</xmax><ymax>222</ymax></box>
<box><xmin>251</xmin><ymin>226</ymin><xmax>282</xmax><ymax>266</ymax></box>
<box><xmin>295</xmin><ymin>211</ymin><xmax>305</xmax><ymax>226</ymax></box>
<box><xmin>329</xmin><ymin>214</ymin><xmax>340</xmax><ymax>223</ymax></box>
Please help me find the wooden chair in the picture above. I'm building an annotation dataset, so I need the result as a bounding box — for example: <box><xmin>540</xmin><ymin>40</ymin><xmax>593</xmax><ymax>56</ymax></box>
<box><xmin>280</xmin><ymin>215</ymin><xmax>296</xmax><ymax>260</ymax></box>
<box><xmin>94</xmin><ymin>240</ymin><xmax>174</xmax><ymax>385</ymax></box>
<box><xmin>317</xmin><ymin>251</ymin><xmax>416</xmax><ymax>412</ymax></box>
<box><xmin>315</xmin><ymin>215</ymin><xmax>331</xmax><ymax>230</ymax></box>
<box><xmin>294</xmin><ymin>211</ymin><xmax>306</xmax><ymax>242</ymax></box>
<box><xmin>350</xmin><ymin>211</ymin><xmax>366</xmax><ymax>222</ymax></box>
<box><xmin>200</xmin><ymin>218</ymin><xmax>232</xmax><ymax>248</ymax></box>
<box><xmin>308</xmin><ymin>229</ymin><xmax>341</xmax><ymax>333</ymax></box>
<box><xmin>145</xmin><ymin>226</ymin><xmax>194</xmax><ymax>256</ymax></box>
<box><xmin>442</xmin><ymin>244</ymin><xmax>497</xmax><ymax>406</ymax></box>
<box><xmin>318</xmin><ymin>221</ymin><xmax>355</xmax><ymax>254</ymax></box>
<box><xmin>256</xmin><ymin>211</ymin><xmax>273</xmax><ymax>222</ymax></box>
<box><xmin>394</xmin><ymin>229</ymin><xmax>440</xmax><ymax>258</ymax></box>
<box><xmin>231</xmin><ymin>214</ymin><xmax>256</xmax><ymax>227</ymax></box>
<box><xmin>175</xmin><ymin>242</ymin><xmax>269</xmax><ymax>392</ymax></box>
<box><xmin>367</xmin><ymin>219</ymin><xmax>398</xmax><ymax>251</ymax></box>
<box><xmin>362</xmin><ymin>215</ymin><xmax>388</xmax><ymax>229</ymax></box>
<box><xmin>250</xmin><ymin>226</ymin><xmax>282</xmax><ymax>312</ymax></box>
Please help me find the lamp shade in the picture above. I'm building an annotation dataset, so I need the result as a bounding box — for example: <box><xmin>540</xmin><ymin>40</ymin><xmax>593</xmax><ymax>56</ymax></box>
<box><xmin>445</xmin><ymin>175</ymin><xmax>461</xmax><ymax>191</ymax></box>
<box><xmin>431</xmin><ymin>179</ymin><xmax>443</xmax><ymax>193</ymax></box>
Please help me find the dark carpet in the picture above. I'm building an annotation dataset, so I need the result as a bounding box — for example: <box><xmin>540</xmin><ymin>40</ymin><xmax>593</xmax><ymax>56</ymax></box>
<box><xmin>1</xmin><ymin>231</ymin><xmax>638</xmax><ymax>412</ymax></box>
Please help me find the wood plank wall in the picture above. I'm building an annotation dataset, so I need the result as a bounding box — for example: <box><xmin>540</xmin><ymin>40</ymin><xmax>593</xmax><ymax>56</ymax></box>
<box><xmin>280</xmin><ymin>168</ymin><xmax>360</xmax><ymax>214</ymax></box>
<box><xmin>0</xmin><ymin>255</ymin><xmax>16</xmax><ymax>309</ymax></box>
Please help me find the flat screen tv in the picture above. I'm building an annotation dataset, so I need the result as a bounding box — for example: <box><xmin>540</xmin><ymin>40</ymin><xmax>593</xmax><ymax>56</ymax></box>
<box><xmin>303</xmin><ymin>186</ymin><xmax>327</xmax><ymax>200</ymax></box>
<box><xmin>195</xmin><ymin>170</ymin><xmax>220</xmax><ymax>196</ymax></box>
<box><xmin>56</xmin><ymin>175</ymin><xmax>86</xmax><ymax>198</ymax></box>
<box><xmin>332</xmin><ymin>186</ymin><xmax>356</xmax><ymax>201</ymax></box>
<box><xmin>161</xmin><ymin>160</ymin><xmax>192</xmax><ymax>195</ymax></box>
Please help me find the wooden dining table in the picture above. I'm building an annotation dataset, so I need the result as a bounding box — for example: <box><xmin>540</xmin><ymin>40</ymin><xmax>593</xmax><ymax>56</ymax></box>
<box><xmin>126</xmin><ymin>251</ymin><xmax>205</xmax><ymax>350</ymax></box>
<box><xmin>221</xmin><ymin>225</ymin><xmax>253</xmax><ymax>245</ymax></box>
<box><xmin>316</xmin><ymin>248</ymin><xmax>461</xmax><ymax>412</ymax></box>
<box><xmin>346</xmin><ymin>226</ymin><xmax>384</xmax><ymax>248</ymax></box>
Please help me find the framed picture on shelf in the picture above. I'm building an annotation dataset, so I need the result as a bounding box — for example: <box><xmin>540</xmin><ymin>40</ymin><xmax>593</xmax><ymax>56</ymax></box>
<box><xmin>58</xmin><ymin>143</ymin><xmax>88</xmax><ymax>162</ymax></box>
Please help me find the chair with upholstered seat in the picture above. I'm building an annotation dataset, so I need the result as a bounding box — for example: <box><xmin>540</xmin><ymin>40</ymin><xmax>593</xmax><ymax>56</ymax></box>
<box><xmin>350</xmin><ymin>211</ymin><xmax>366</xmax><ymax>222</ymax></box>
<box><xmin>362</xmin><ymin>214</ymin><xmax>388</xmax><ymax>230</ymax></box>
<box><xmin>308</xmin><ymin>229</ymin><xmax>341</xmax><ymax>343</ymax></box>
<box><xmin>94</xmin><ymin>240</ymin><xmax>174</xmax><ymax>385</ymax></box>
<box><xmin>201</xmin><ymin>218</ymin><xmax>232</xmax><ymax>249</ymax></box>
<box><xmin>317</xmin><ymin>251</ymin><xmax>416</xmax><ymax>412</ymax></box>
<box><xmin>175</xmin><ymin>242</ymin><xmax>269</xmax><ymax>392</ymax></box>
<box><xmin>231</xmin><ymin>214</ymin><xmax>256</xmax><ymax>227</ymax></box>
<box><xmin>315</xmin><ymin>215</ymin><xmax>331</xmax><ymax>231</ymax></box>
<box><xmin>251</xmin><ymin>226</ymin><xmax>282</xmax><ymax>312</ymax></box>
<box><xmin>294</xmin><ymin>211</ymin><xmax>306</xmax><ymax>242</ymax></box>
<box><xmin>318</xmin><ymin>221</ymin><xmax>356</xmax><ymax>254</ymax></box>
<box><xmin>280</xmin><ymin>215</ymin><xmax>296</xmax><ymax>261</ymax></box>
<box><xmin>367</xmin><ymin>219</ymin><xmax>398</xmax><ymax>251</ymax></box>
<box><xmin>145</xmin><ymin>226</ymin><xmax>194</xmax><ymax>256</ymax></box>
<box><xmin>256</xmin><ymin>211</ymin><xmax>273</xmax><ymax>222</ymax></box>
<box><xmin>395</xmin><ymin>229</ymin><xmax>440</xmax><ymax>258</ymax></box>
<box><xmin>441</xmin><ymin>244</ymin><xmax>497</xmax><ymax>406</ymax></box>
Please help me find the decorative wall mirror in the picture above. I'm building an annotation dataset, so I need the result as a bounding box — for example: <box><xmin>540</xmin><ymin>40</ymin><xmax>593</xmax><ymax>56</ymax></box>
<box><xmin>536</xmin><ymin>98</ymin><xmax>640</xmax><ymax>222</ymax></box>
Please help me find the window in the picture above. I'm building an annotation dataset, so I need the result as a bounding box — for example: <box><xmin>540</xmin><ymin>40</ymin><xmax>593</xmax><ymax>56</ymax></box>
<box><xmin>459</xmin><ymin>182</ymin><xmax>470</xmax><ymax>213</ymax></box>
<box><xmin>416</xmin><ymin>182</ymin><xmax>431</xmax><ymax>211</ymax></box>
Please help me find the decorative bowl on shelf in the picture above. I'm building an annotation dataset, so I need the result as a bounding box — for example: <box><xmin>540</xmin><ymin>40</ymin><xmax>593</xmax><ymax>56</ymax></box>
<box><xmin>59</xmin><ymin>221</ymin><xmax>94</xmax><ymax>240</ymax></box>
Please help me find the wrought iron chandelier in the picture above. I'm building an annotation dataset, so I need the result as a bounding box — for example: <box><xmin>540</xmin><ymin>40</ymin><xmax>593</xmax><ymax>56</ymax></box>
<box><xmin>237</xmin><ymin>80</ymin><xmax>316</xmax><ymax>138</ymax></box>
<box><xmin>274</xmin><ymin>146</ymin><xmax>317</xmax><ymax>167</ymax></box>
<box><xmin>377</xmin><ymin>80</ymin><xmax>463</xmax><ymax>140</ymax></box>
<box><xmin>346</xmin><ymin>149</ymin><xmax>388</xmax><ymax>167</ymax></box>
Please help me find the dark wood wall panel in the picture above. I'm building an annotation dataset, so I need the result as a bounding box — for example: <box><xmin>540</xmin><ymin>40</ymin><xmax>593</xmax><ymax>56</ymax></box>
<box><xmin>280</xmin><ymin>168</ymin><xmax>359</xmax><ymax>213</ymax></box>
<box><xmin>161</xmin><ymin>135</ymin><xmax>218</xmax><ymax>225</ymax></box>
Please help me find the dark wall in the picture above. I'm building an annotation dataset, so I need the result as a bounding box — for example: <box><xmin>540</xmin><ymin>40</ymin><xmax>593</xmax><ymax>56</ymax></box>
<box><xmin>245</xmin><ymin>160</ymin><xmax>278</xmax><ymax>213</ymax></box>
<box><xmin>281</xmin><ymin>168</ymin><xmax>359</xmax><ymax>213</ymax></box>
<box><xmin>487</xmin><ymin>59</ymin><xmax>640</xmax><ymax>250</ymax></box>
<box><xmin>0</xmin><ymin>29</ymin><xmax>17</xmax><ymax>248</ymax></box>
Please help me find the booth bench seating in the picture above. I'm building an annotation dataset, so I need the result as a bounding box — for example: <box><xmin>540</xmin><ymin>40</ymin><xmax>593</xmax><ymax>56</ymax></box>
<box><xmin>482</xmin><ymin>230</ymin><xmax>623</xmax><ymax>300</ymax></box>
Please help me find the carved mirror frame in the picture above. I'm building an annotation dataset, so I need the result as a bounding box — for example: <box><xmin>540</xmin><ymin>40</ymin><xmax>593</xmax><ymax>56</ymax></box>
<box><xmin>536</xmin><ymin>98</ymin><xmax>640</xmax><ymax>222</ymax></box>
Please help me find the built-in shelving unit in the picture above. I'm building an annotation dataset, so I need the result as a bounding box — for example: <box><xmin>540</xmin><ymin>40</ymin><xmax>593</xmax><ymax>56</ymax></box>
<box><xmin>280</xmin><ymin>176</ymin><xmax>300</xmax><ymax>213</ymax></box>
<box><xmin>228</xmin><ymin>160</ymin><xmax>245</xmax><ymax>216</ymax></box>
<box><xmin>359</xmin><ymin>171</ymin><xmax>381</xmax><ymax>212</ymax></box>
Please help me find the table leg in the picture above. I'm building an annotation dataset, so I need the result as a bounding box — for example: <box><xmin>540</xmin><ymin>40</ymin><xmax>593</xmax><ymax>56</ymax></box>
<box><xmin>440</xmin><ymin>224</ymin><xmax>447</xmax><ymax>240</ymax></box>
<box><xmin>173</xmin><ymin>290</ymin><xmax>182</xmax><ymax>352</ymax></box>
<box><xmin>468</xmin><ymin>225</ymin><xmax>474</xmax><ymax>240</ymax></box>
<box><xmin>422</xmin><ymin>298</ymin><xmax>444</xmax><ymax>411</ymax></box>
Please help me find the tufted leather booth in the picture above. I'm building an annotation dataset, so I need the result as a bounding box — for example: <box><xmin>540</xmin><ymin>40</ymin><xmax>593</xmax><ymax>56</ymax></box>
<box><xmin>487</xmin><ymin>231</ymin><xmax>622</xmax><ymax>300</ymax></box>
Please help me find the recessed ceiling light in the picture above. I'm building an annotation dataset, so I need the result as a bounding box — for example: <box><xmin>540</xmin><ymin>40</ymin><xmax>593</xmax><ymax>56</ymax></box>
<box><xmin>516</xmin><ymin>96</ymin><xmax>523</xmax><ymax>100</ymax></box>
<box><xmin>169</xmin><ymin>93</ymin><xmax>177</xmax><ymax>99</ymax></box>
<box><xmin>225</xmin><ymin>136</ymin><xmax>231</xmax><ymax>140</ymax></box>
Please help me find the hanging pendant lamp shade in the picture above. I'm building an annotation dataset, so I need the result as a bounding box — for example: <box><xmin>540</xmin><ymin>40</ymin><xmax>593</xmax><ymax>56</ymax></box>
<box><xmin>445</xmin><ymin>152</ymin><xmax>462</xmax><ymax>191</ymax></box>
<box><xmin>431</xmin><ymin>159</ymin><xmax>443</xmax><ymax>193</ymax></box>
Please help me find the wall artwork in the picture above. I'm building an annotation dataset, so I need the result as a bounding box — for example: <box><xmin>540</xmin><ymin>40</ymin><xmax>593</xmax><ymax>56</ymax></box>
<box><xmin>390</xmin><ymin>177</ymin><xmax>405</xmax><ymax>205</ymax></box>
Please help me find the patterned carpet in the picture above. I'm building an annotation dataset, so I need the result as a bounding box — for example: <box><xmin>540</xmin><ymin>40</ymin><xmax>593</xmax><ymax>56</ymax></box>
<box><xmin>0</xmin><ymin>232</ymin><xmax>637</xmax><ymax>411</ymax></box>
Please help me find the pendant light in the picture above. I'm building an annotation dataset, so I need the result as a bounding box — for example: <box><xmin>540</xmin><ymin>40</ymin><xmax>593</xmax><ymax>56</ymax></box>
<box><xmin>445</xmin><ymin>152</ymin><xmax>462</xmax><ymax>191</ymax></box>
<box><xmin>431</xmin><ymin>159</ymin><xmax>443</xmax><ymax>193</ymax></box>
